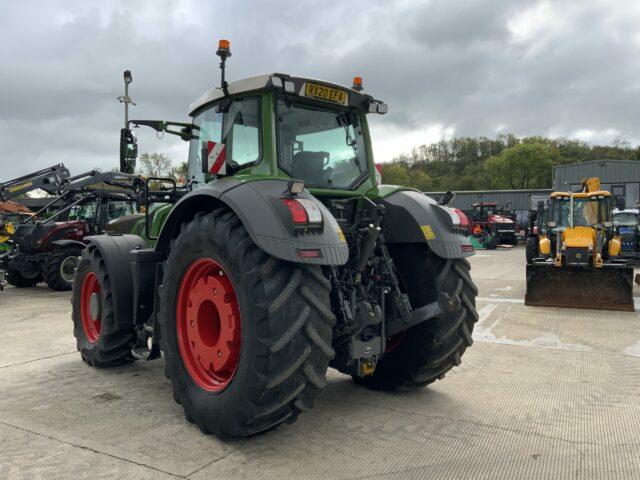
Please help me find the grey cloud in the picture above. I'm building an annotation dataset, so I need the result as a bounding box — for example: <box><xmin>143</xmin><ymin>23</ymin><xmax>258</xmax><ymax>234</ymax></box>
<box><xmin>1</xmin><ymin>0</ymin><xmax>639</xmax><ymax>178</ymax></box>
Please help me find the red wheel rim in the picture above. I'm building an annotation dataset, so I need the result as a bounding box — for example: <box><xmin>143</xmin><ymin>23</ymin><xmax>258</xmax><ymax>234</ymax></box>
<box><xmin>80</xmin><ymin>272</ymin><xmax>101</xmax><ymax>344</ymax></box>
<box><xmin>176</xmin><ymin>258</ymin><xmax>241</xmax><ymax>392</ymax></box>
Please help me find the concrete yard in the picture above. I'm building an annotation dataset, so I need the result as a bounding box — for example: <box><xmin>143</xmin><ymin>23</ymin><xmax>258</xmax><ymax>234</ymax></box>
<box><xmin>1</xmin><ymin>247</ymin><xmax>639</xmax><ymax>479</ymax></box>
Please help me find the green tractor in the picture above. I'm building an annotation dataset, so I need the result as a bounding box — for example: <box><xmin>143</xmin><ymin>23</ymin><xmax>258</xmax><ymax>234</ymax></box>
<box><xmin>72</xmin><ymin>41</ymin><xmax>478</xmax><ymax>438</ymax></box>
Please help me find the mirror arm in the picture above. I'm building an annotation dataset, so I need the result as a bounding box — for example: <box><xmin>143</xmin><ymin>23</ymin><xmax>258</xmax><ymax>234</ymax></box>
<box><xmin>129</xmin><ymin>120</ymin><xmax>198</xmax><ymax>141</ymax></box>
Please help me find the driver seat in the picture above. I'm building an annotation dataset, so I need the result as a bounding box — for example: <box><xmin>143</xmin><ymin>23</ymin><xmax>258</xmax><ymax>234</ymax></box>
<box><xmin>291</xmin><ymin>151</ymin><xmax>327</xmax><ymax>185</ymax></box>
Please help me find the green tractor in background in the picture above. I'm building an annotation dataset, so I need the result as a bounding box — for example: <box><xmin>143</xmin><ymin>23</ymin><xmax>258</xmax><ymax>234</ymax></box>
<box><xmin>72</xmin><ymin>40</ymin><xmax>479</xmax><ymax>439</ymax></box>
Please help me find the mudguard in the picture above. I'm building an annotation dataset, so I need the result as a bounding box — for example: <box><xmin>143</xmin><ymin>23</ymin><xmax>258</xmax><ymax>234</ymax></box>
<box><xmin>155</xmin><ymin>179</ymin><xmax>349</xmax><ymax>265</ymax></box>
<box><xmin>83</xmin><ymin>234</ymin><xmax>146</xmax><ymax>327</ymax></box>
<box><xmin>382</xmin><ymin>190</ymin><xmax>473</xmax><ymax>259</ymax></box>
<box><xmin>50</xmin><ymin>239</ymin><xmax>86</xmax><ymax>249</ymax></box>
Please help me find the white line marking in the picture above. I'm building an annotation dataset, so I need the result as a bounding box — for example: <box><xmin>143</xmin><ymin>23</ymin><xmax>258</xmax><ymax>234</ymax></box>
<box><xmin>477</xmin><ymin>297</ymin><xmax>524</xmax><ymax>304</ymax></box>
<box><xmin>477</xmin><ymin>303</ymin><xmax>498</xmax><ymax>325</ymax></box>
<box><xmin>495</xmin><ymin>286</ymin><xmax>512</xmax><ymax>291</ymax></box>
<box><xmin>624</xmin><ymin>340</ymin><xmax>640</xmax><ymax>357</ymax></box>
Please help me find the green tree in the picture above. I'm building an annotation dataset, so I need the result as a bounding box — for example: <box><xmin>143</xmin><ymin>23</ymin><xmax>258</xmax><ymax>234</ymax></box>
<box><xmin>484</xmin><ymin>143</ymin><xmax>556</xmax><ymax>189</ymax></box>
<box><xmin>137</xmin><ymin>153</ymin><xmax>173</xmax><ymax>178</ymax></box>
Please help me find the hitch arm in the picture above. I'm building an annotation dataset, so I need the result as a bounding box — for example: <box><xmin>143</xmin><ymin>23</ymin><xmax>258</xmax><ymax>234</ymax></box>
<box><xmin>129</xmin><ymin>120</ymin><xmax>197</xmax><ymax>141</ymax></box>
<box><xmin>385</xmin><ymin>292</ymin><xmax>461</xmax><ymax>337</ymax></box>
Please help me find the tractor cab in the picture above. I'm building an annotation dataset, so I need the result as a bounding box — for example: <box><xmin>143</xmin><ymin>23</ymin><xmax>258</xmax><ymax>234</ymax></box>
<box><xmin>471</xmin><ymin>202</ymin><xmax>496</xmax><ymax>222</ymax></box>
<box><xmin>180</xmin><ymin>73</ymin><xmax>385</xmax><ymax>197</ymax></box>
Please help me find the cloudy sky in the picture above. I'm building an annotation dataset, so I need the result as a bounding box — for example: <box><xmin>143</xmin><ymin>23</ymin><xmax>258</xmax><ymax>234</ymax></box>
<box><xmin>1</xmin><ymin>0</ymin><xmax>639</xmax><ymax>178</ymax></box>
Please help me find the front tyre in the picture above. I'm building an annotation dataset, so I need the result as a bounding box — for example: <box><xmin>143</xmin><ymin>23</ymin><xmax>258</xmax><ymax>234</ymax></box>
<box><xmin>354</xmin><ymin>244</ymin><xmax>478</xmax><ymax>391</ymax></box>
<box><xmin>44</xmin><ymin>246</ymin><xmax>82</xmax><ymax>291</ymax></box>
<box><xmin>71</xmin><ymin>246</ymin><xmax>136</xmax><ymax>367</ymax></box>
<box><xmin>525</xmin><ymin>236</ymin><xmax>538</xmax><ymax>264</ymax></box>
<box><xmin>6</xmin><ymin>268</ymin><xmax>40</xmax><ymax>288</ymax></box>
<box><xmin>159</xmin><ymin>209</ymin><xmax>335</xmax><ymax>438</ymax></box>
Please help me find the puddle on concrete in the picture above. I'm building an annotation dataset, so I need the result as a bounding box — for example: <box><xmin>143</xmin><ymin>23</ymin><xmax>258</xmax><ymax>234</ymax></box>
<box><xmin>473</xmin><ymin>302</ymin><xmax>592</xmax><ymax>352</ymax></box>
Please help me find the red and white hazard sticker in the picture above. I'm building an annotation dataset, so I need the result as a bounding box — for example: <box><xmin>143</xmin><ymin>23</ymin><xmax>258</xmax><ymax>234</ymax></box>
<box><xmin>207</xmin><ymin>141</ymin><xmax>226</xmax><ymax>175</ymax></box>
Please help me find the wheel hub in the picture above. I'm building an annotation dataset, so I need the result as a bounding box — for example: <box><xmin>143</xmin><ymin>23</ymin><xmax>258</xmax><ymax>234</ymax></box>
<box><xmin>60</xmin><ymin>255</ymin><xmax>80</xmax><ymax>284</ymax></box>
<box><xmin>176</xmin><ymin>258</ymin><xmax>241</xmax><ymax>392</ymax></box>
<box><xmin>80</xmin><ymin>271</ymin><xmax>101</xmax><ymax>344</ymax></box>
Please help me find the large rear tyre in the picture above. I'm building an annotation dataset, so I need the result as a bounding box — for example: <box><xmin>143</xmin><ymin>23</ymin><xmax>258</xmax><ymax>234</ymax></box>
<box><xmin>159</xmin><ymin>209</ymin><xmax>335</xmax><ymax>438</ymax></box>
<box><xmin>71</xmin><ymin>246</ymin><xmax>136</xmax><ymax>367</ymax></box>
<box><xmin>44</xmin><ymin>246</ymin><xmax>82</xmax><ymax>291</ymax></box>
<box><xmin>525</xmin><ymin>236</ymin><xmax>538</xmax><ymax>264</ymax></box>
<box><xmin>354</xmin><ymin>244</ymin><xmax>478</xmax><ymax>391</ymax></box>
<box><xmin>6</xmin><ymin>268</ymin><xmax>40</xmax><ymax>288</ymax></box>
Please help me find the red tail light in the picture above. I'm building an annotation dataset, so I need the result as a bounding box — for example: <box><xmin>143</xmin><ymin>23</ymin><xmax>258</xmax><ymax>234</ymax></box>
<box><xmin>282</xmin><ymin>199</ymin><xmax>308</xmax><ymax>224</ymax></box>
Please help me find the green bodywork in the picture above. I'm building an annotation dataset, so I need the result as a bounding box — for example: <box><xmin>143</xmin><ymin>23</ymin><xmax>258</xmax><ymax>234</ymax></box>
<box><xmin>132</xmin><ymin>85</ymin><xmax>416</xmax><ymax>245</ymax></box>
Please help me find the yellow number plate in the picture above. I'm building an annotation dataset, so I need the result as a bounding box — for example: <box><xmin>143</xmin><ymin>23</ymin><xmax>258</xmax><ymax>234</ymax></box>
<box><xmin>304</xmin><ymin>82</ymin><xmax>348</xmax><ymax>105</ymax></box>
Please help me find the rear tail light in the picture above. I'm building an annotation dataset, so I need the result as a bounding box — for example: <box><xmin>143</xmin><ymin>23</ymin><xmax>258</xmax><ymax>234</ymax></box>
<box><xmin>281</xmin><ymin>198</ymin><xmax>323</xmax><ymax>227</ymax></box>
<box><xmin>282</xmin><ymin>199</ymin><xmax>308</xmax><ymax>224</ymax></box>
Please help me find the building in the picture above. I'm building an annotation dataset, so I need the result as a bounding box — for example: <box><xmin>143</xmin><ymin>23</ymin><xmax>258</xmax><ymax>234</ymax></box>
<box><xmin>424</xmin><ymin>189</ymin><xmax>553</xmax><ymax>225</ymax></box>
<box><xmin>553</xmin><ymin>159</ymin><xmax>640</xmax><ymax>208</ymax></box>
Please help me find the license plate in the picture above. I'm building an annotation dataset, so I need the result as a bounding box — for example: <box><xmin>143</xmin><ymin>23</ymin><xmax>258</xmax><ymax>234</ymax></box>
<box><xmin>303</xmin><ymin>82</ymin><xmax>348</xmax><ymax>105</ymax></box>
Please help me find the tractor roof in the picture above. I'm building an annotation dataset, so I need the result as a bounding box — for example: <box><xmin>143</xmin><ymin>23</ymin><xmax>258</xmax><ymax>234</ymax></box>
<box><xmin>189</xmin><ymin>73</ymin><xmax>384</xmax><ymax>116</ymax></box>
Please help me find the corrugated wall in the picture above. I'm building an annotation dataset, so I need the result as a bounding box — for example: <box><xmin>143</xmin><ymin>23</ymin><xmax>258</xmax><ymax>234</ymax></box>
<box><xmin>553</xmin><ymin>160</ymin><xmax>640</xmax><ymax>207</ymax></box>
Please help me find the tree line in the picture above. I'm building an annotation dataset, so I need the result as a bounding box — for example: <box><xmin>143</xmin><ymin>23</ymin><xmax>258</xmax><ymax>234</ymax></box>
<box><xmin>381</xmin><ymin>134</ymin><xmax>640</xmax><ymax>191</ymax></box>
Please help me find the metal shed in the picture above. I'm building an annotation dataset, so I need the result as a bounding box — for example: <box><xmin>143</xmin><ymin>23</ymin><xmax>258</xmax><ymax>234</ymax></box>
<box><xmin>553</xmin><ymin>159</ymin><xmax>640</xmax><ymax>208</ymax></box>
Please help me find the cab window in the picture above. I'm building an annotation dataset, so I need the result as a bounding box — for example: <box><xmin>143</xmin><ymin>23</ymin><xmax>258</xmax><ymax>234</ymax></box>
<box><xmin>187</xmin><ymin>97</ymin><xmax>261</xmax><ymax>186</ymax></box>
<box><xmin>104</xmin><ymin>201</ymin><xmax>135</xmax><ymax>221</ymax></box>
<box><xmin>68</xmin><ymin>200</ymin><xmax>98</xmax><ymax>221</ymax></box>
<box><xmin>277</xmin><ymin>100</ymin><xmax>367</xmax><ymax>189</ymax></box>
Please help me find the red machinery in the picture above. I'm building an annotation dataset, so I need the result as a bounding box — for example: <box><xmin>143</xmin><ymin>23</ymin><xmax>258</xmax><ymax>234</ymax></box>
<box><xmin>469</xmin><ymin>202</ymin><xmax>518</xmax><ymax>246</ymax></box>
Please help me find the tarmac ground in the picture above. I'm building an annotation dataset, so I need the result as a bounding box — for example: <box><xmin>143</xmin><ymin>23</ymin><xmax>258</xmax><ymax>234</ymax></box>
<box><xmin>1</xmin><ymin>246</ymin><xmax>639</xmax><ymax>479</ymax></box>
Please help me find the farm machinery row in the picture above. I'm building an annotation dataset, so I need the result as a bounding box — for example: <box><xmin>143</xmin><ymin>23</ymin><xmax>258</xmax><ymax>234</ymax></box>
<box><xmin>0</xmin><ymin>165</ymin><xmax>145</xmax><ymax>290</ymax></box>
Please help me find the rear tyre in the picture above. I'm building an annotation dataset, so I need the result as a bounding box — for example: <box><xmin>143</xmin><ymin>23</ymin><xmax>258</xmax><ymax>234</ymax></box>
<box><xmin>71</xmin><ymin>246</ymin><xmax>136</xmax><ymax>367</ymax></box>
<box><xmin>354</xmin><ymin>244</ymin><xmax>478</xmax><ymax>391</ymax></box>
<box><xmin>6</xmin><ymin>269</ymin><xmax>40</xmax><ymax>288</ymax></box>
<box><xmin>525</xmin><ymin>236</ymin><xmax>538</xmax><ymax>264</ymax></box>
<box><xmin>159</xmin><ymin>209</ymin><xmax>335</xmax><ymax>438</ymax></box>
<box><xmin>44</xmin><ymin>246</ymin><xmax>82</xmax><ymax>291</ymax></box>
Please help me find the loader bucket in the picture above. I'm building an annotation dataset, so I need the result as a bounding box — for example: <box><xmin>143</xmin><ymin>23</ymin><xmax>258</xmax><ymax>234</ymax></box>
<box><xmin>525</xmin><ymin>263</ymin><xmax>635</xmax><ymax>312</ymax></box>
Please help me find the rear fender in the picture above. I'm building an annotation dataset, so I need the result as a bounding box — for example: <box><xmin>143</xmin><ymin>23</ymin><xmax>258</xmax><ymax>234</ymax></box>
<box><xmin>83</xmin><ymin>234</ymin><xmax>146</xmax><ymax>328</ymax></box>
<box><xmin>155</xmin><ymin>179</ymin><xmax>349</xmax><ymax>265</ymax></box>
<box><xmin>50</xmin><ymin>239</ymin><xmax>86</xmax><ymax>250</ymax></box>
<box><xmin>609</xmin><ymin>237</ymin><xmax>622</xmax><ymax>257</ymax></box>
<box><xmin>539</xmin><ymin>235</ymin><xmax>551</xmax><ymax>255</ymax></box>
<box><xmin>381</xmin><ymin>191</ymin><xmax>473</xmax><ymax>259</ymax></box>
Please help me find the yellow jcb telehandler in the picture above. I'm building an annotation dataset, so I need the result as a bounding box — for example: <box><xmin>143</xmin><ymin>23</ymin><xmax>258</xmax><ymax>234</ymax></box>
<box><xmin>525</xmin><ymin>177</ymin><xmax>634</xmax><ymax>311</ymax></box>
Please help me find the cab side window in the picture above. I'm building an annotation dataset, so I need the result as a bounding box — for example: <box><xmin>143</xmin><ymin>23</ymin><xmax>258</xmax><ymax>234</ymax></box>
<box><xmin>223</xmin><ymin>98</ymin><xmax>261</xmax><ymax>167</ymax></box>
<box><xmin>188</xmin><ymin>109</ymin><xmax>223</xmax><ymax>186</ymax></box>
<box><xmin>187</xmin><ymin>97</ymin><xmax>261</xmax><ymax>187</ymax></box>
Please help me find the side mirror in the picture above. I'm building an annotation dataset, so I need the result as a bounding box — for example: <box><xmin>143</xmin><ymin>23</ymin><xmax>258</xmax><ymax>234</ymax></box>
<box><xmin>119</xmin><ymin>128</ymin><xmax>138</xmax><ymax>174</ymax></box>
<box><xmin>439</xmin><ymin>190</ymin><xmax>456</xmax><ymax>206</ymax></box>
